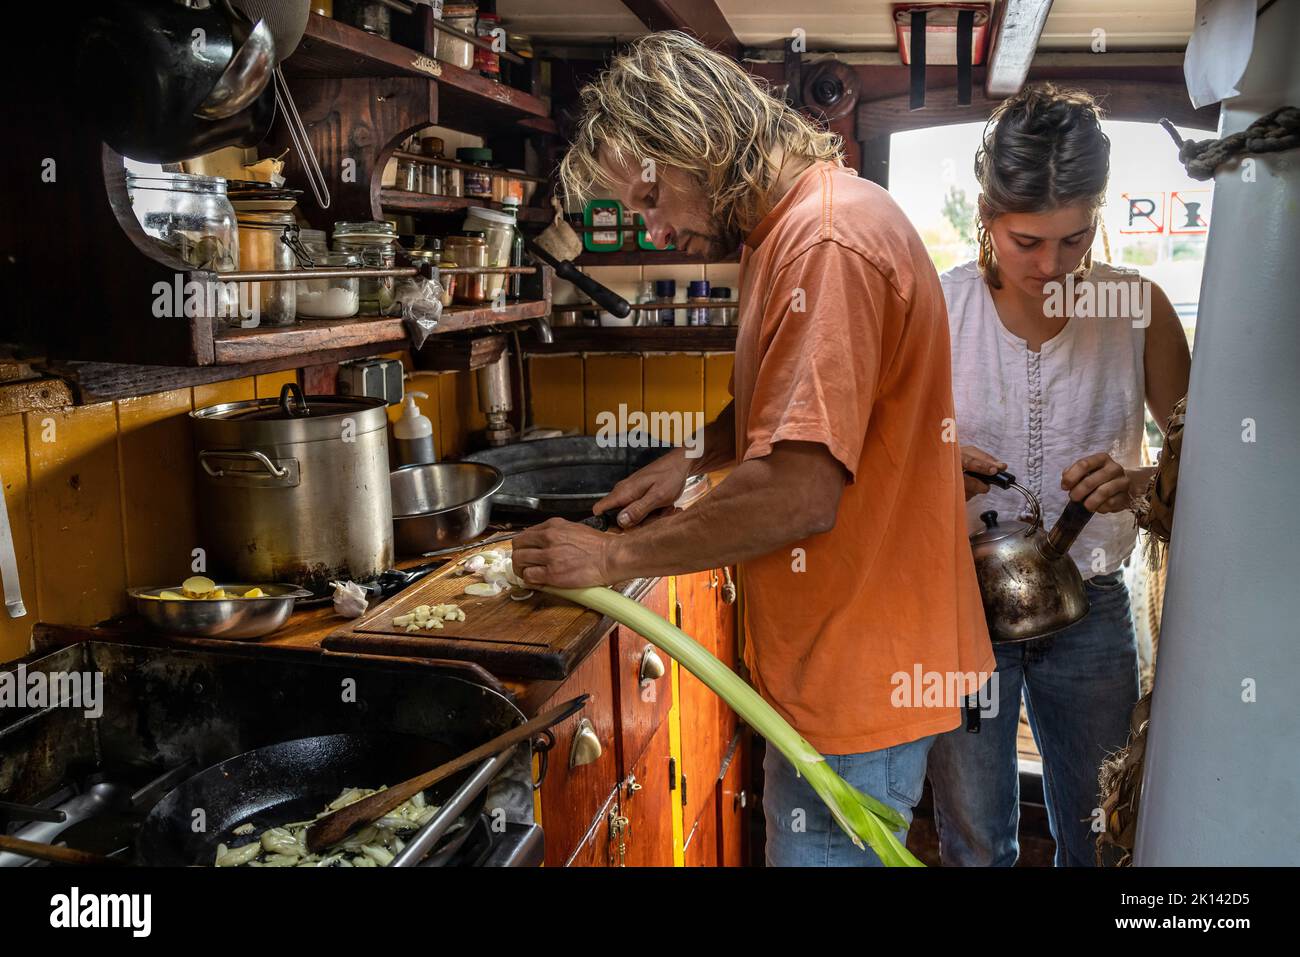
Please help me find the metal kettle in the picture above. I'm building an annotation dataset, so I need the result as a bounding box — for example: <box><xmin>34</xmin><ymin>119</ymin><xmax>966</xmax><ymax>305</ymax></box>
<box><xmin>964</xmin><ymin>470</ymin><xmax>1096</xmax><ymax>643</ymax></box>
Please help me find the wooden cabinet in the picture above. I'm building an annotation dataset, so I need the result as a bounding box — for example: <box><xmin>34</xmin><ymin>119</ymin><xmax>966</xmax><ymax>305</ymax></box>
<box><xmin>719</xmin><ymin>732</ymin><xmax>749</xmax><ymax>868</ymax></box>
<box><xmin>613</xmin><ymin>579</ymin><xmax>672</xmax><ymax>772</ymax></box>
<box><xmin>568</xmin><ymin>787</ymin><xmax>620</xmax><ymax>868</ymax></box>
<box><xmin>537</xmin><ymin>573</ymin><xmax>743</xmax><ymax>867</ymax></box>
<box><xmin>676</xmin><ymin>568</ymin><xmax>737</xmax><ymax>836</ymax></box>
<box><xmin>620</xmin><ymin>714</ymin><xmax>676</xmax><ymax>867</ymax></box>
<box><xmin>684</xmin><ymin>786</ymin><xmax>720</xmax><ymax>867</ymax></box>
<box><xmin>536</xmin><ymin>627</ymin><xmax>619</xmax><ymax>868</ymax></box>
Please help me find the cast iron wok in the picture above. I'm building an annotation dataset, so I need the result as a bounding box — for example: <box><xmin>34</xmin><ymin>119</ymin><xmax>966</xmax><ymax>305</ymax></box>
<box><xmin>135</xmin><ymin>732</ymin><xmax>476</xmax><ymax>867</ymax></box>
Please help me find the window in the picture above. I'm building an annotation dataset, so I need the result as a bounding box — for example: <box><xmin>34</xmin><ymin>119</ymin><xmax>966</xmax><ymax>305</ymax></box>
<box><xmin>888</xmin><ymin>119</ymin><xmax>1210</xmax><ymax>347</ymax></box>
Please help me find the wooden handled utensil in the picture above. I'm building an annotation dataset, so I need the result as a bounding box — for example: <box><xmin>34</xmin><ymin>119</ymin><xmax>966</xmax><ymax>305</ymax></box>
<box><xmin>0</xmin><ymin>833</ymin><xmax>123</xmax><ymax>867</ymax></box>
<box><xmin>305</xmin><ymin>693</ymin><xmax>589</xmax><ymax>853</ymax></box>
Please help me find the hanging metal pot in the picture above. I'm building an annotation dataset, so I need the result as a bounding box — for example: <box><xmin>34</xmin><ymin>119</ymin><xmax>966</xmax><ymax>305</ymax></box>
<box><xmin>77</xmin><ymin>0</ymin><xmax>277</xmax><ymax>163</ymax></box>
<box><xmin>965</xmin><ymin>470</ymin><xmax>1097</xmax><ymax>643</ymax></box>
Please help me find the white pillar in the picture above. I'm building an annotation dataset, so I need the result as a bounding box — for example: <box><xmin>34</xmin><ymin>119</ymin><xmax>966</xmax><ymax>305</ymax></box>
<box><xmin>1135</xmin><ymin>0</ymin><xmax>1300</xmax><ymax>865</ymax></box>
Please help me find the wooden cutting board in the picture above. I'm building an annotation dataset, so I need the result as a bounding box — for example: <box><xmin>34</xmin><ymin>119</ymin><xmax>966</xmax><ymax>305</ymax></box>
<box><xmin>322</xmin><ymin>542</ymin><xmax>611</xmax><ymax>679</ymax></box>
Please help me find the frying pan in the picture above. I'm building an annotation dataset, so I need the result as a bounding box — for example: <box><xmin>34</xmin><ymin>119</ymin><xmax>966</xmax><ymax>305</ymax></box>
<box><xmin>463</xmin><ymin>436</ymin><xmax>701</xmax><ymax>520</ymax></box>
<box><xmin>135</xmin><ymin>732</ymin><xmax>477</xmax><ymax>867</ymax></box>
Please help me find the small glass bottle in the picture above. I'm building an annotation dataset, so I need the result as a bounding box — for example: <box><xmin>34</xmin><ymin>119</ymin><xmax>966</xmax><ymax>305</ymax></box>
<box><xmin>654</xmin><ymin>279</ymin><xmax>677</xmax><ymax>327</ymax></box>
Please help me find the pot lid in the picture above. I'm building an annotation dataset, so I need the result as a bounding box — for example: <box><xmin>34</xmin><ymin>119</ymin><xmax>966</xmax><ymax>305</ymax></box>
<box><xmin>969</xmin><ymin>509</ymin><xmax>1035</xmax><ymax>546</ymax></box>
<box><xmin>195</xmin><ymin>394</ymin><xmax>385</xmax><ymax>422</ymax></box>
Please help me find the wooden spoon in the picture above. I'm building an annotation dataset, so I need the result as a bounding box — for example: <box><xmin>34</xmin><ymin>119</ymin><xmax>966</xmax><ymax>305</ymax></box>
<box><xmin>305</xmin><ymin>694</ymin><xmax>589</xmax><ymax>853</ymax></box>
<box><xmin>0</xmin><ymin>833</ymin><xmax>124</xmax><ymax>867</ymax></box>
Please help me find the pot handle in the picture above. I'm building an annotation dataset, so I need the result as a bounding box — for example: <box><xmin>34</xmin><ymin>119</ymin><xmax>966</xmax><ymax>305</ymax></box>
<box><xmin>199</xmin><ymin>449</ymin><xmax>301</xmax><ymax>487</ymax></box>
<box><xmin>491</xmin><ymin>491</ymin><xmax>544</xmax><ymax>511</ymax></box>
<box><xmin>279</xmin><ymin>382</ymin><xmax>310</xmax><ymax>417</ymax></box>
<box><xmin>964</xmin><ymin>468</ymin><xmax>1017</xmax><ymax>490</ymax></box>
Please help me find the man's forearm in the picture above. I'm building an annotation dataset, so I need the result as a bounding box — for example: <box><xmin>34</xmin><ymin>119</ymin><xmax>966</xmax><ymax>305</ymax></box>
<box><xmin>685</xmin><ymin>401</ymin><xmax>736</xmax><ymax>476</ymax></box>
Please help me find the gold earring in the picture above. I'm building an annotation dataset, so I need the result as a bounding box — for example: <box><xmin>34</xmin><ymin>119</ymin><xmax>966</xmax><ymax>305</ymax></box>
<box><xmin>977</xmin><ymin>222</ymin><xmax>1000</xmax><ymax>287</ymax></box>
<box><xmin>1074</xmin><ymin>247</ymin><xmax>1094</xmax><ymax>280</ymax></box>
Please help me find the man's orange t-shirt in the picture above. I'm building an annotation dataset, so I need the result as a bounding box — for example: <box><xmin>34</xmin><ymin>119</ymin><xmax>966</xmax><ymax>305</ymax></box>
<box><xmin>732</xmin><ymin>161</ymin><xmax>994</xmax><ymax>754</ymax></box>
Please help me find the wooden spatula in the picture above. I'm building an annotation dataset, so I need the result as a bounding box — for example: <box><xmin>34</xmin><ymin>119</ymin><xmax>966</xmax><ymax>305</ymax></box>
<box><xmin>305</xmin><ymin>694</ymin><xmax>589</xmax><ymax>853</ymax></box>
<box><xmin>0</xmin><ymin>833</ymin><xmax>123</xmax><ymax>867</ymax></box>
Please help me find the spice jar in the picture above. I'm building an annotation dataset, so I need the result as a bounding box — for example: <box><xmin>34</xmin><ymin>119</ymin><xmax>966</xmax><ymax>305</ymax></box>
<box><xmin>687</xmin><ymin>279</ymin><xmax>712</xmax><ymax>327</ymax></box>
<box><xmin>235</xmin><ymin>208</ymin><xmax>298</xmax><ymax>327</ymax></box>
<box><xmin>419</xmin><ymin>136</ymin><xmax>446</xmax><ymax>195</ymax></box>
<box><xmin>341</xmin><ymin>1</ymin><xmax>391</xmax><ymax>38</ymax></box>
<box><xmin>709</xmin><ymin>286</ymin><xmax>737</xmax><ymax>326</ymax></box>
<box><xmin>457</xmin><ymin>147</ymin><xmax>494</xmax><ymax>200</ymax></box>
<box><xmin>439</xmin><ymin>3</ymin><xmax>478</xmax><ymax>70</ymax></box>
<box><xmin>443</xmin><ymin>232</ymin><xmax>488</xmax><ymax>304</ymax></box>
<box><xmin>333</xmin><ymin>220</ymin><xmax>398</xmax><ymax>316</ymax></box>
<box><xmin>475</xmin><ymin>12</ymin><xmax>502</xmax><ymax>81</ymax></box>
<box><xmin>297</xmin><ymin>252</ymin><xmax>362</xmax><ymax>319</ymax></box>
<box><xmin>396</xmin><ymin>154</ymin><xmax>423</xmax><ymax>194</ymax></box>
<box><xmin>462</xmin><ymin>206</ymin><xmax>515</xmax><ymax>302</ymax></box>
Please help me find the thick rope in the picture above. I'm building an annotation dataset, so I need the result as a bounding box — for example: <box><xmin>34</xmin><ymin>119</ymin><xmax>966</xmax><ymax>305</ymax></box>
<box><xmin>1160</xmin><ymin>106</ymin><xmax>1300</xmax><ymax>180</ymax></box>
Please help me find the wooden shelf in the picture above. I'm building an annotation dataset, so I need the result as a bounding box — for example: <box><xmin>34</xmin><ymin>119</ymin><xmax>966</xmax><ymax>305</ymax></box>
<box><xmin>574</xmin><ymin>250</ymin><xmax>742</xmax><ymax>267</ymax></box>
<box><xmin>523</xmin><ymin>326</ymin><xmax>738</xmax><ymax>355</ymax></box>
<box><xmin>380</xmin><ymin>189</ymin><xmax>552</xmax><ymax>223</ymax></box>
<box><xmin>213</xmin><ymin>300</ymin><xmax>551</xmax><ymax>365</ymax></box>
<box><xmin>284</xmin><ymin>14</ymin><xmax>557</xmax><ymax>136</ymax></box>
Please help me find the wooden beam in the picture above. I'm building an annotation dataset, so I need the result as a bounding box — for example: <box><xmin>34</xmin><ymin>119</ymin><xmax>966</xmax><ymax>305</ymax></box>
<box><xmin>984</xmin><ymin>0</ymin><xmax>1054</xmax><ymax>97</ymax></box>
<box><xmin>620</xmin><ymin>0</ymin><xmax>740</xmax><ymax>57</ymax></box>
<box><xmin>857</xmin><ymin>78</ymin><xmax>1220</xmax><ymax>141</ymax></box>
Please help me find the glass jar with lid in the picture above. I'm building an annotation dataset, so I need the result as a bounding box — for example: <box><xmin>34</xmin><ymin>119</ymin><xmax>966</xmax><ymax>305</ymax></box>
<box><xmin>457</xmin><ymin>147</ymin><xmax>495</xmax><ymax>200</ymax></box>
<box><xmin>443</xmin><ymin>232</ymin><xmax>488</xmax><ymax>304</ymax></box>
<box><xmin>297</xmin><ymin>252</ymin><xmax>362</xmax><ymax>319</ymax></box>
<box><xmin>235</xmin><ymin>208</ymin><xmax>298</xmax><ymax>327</ymax></box>
<box><xmin>462</xmin><ymin>206</ymin><xmax>515</xmax><ymax>302</ymax></box>
<box><xmin>332</xmin><ymin>220</ymin><xmax>398</xmax><ymax>315</ymax></box>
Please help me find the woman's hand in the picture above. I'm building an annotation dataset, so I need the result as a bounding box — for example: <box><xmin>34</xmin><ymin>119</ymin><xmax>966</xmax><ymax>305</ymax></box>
<box><xmin>962</xmin><ymin>446</ymin><xmax>1007</xmax><ymax>500</ymax></box>
<box><xmin>592</xmin><ymin>449</ymin><xmax>692</xmax><ymax>528</ymax></box>
<box><xmin>1060</xmin><ymin>452</ymin><xmax>1134</xmax><ymax>513</ymax></box>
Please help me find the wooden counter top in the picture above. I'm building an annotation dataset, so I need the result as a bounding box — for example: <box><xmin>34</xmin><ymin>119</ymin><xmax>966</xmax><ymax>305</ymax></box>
<box><xmin>30</xmin><ymin>557</ymin><xmax>660</xmax><ymax>719</ymax></box>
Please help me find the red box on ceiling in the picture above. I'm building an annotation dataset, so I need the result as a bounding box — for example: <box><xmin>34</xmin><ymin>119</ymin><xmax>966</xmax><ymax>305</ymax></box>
<box><xmin>893</xmin><ymin>3</ymin><xmax>993</xmax><ymax>65</ymax></box>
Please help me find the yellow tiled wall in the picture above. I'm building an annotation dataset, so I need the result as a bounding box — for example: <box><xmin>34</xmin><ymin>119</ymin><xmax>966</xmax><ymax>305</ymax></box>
<box><xmin>0</xmin><ymin>367</ymin><xmax>483</xmax><ymax>664</ymax></box>
<box><xmin>532</xmin><ymin>262</ymin><xmax>736</xmax><ymax>439</ymax></box>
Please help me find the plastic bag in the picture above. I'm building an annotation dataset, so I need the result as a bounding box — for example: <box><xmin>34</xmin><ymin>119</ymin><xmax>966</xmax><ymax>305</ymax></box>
<box><xmin>396</xmin><ymin>275</ymin><xmax>443</xmax><ymax>349</ymax></box>
<box><xmin>329</xmin><ymin>579</ymin><xmax>369</xmax><ymax>618</ymax></box>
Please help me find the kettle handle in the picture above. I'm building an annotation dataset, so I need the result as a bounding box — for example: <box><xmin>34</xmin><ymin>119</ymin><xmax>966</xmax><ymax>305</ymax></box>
<box><xmin>1044</xmin><ymin>499</ymin><xmax>1096</xmax><ymax>559</ymax></box>
<box><xmin>964</xmin><ymin>468</ymin><xmax>1017</xmax><ymax>490</ymax></box>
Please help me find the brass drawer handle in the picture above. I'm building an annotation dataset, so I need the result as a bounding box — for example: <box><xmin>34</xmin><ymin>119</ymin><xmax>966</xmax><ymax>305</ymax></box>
<box><xmin>639</xmin><ymin>645</ymin><xmax>665</xmax><ymax>683</ymax></box>
<box><xmin>569</xmin><ymin>718</ymin><xmax>602</xmax><ymax>769</ymax></box>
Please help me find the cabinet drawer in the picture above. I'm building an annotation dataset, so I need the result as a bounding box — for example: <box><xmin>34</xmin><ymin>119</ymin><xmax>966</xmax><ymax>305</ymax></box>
<box><xmin>719</xmin><ymin>732</ymin><xmax>748</xmax><ymax>867</ymax></box>
<box><xmin>620</xmin><ymin>713</ymin><xmax>675</xmax><ymax>867</ymax></box>
<box><xmin>683</xmin><ymin>785</ymin><xmax>720</xmax><ymax>867</ymax></box>
<box><xmin>567</xmin><ymin>787</ymin><xmax>619</xmax><ymax>868</ymax></box>
<box><xmin>613</xmin><ymin>578</ymin><xmax>672</xmax><ymax>772</ymax></box>
<box><xmin>537</xmin><ymin>628</ymin><xmax>619</xmax><ymax>868</ymax></box>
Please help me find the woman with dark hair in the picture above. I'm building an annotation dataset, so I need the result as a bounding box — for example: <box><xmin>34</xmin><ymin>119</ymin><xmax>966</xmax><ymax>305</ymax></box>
<box><xmin>927</xmin><ymin>85</ymin><xmax>1191</xmax><ymax>866</ymax></box>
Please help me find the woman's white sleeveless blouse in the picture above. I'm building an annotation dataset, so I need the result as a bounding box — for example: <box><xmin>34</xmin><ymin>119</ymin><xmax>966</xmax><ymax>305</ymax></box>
<box><xmin>941</xmin><ymin>260</ymin><xmax>1146</xmax><ymax>577</ymax></box>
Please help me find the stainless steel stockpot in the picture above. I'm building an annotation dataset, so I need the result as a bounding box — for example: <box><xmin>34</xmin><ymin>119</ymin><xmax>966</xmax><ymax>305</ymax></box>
<box><xmin>191</xmin><ymin>384</ymin><xmax>393</xmax><ymax>593</ymax></box>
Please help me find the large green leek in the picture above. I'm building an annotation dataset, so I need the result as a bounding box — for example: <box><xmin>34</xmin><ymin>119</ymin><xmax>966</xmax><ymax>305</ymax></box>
<box><xmin>543</xmin><ymin>585</ymin><xmax>924</xmax><ymax>867</ymax></box>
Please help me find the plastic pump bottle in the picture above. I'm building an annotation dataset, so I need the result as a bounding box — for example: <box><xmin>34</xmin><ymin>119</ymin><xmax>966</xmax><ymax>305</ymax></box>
<box><xmin>393</xmin><ymin>392</ymin><xmax>436</xmax><ymax>466</ymax></box>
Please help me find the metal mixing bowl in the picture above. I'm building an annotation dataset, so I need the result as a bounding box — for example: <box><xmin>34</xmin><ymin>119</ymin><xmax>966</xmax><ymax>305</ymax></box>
<box><xmin>390</xmin><ymin>463</ymin><xmax>504</xmax><ymax>556</ymax></box>
<box><xmin>129</xmin><ymin>584</ymin><xmax>311</xmax><ymax>640</ymax></box>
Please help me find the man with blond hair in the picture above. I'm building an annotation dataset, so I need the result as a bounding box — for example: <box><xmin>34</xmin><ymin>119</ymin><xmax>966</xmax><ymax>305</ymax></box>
<box><xmin>513</xmin><ymin>32</ymin><xmax>993</xmax><ymax>866</ymax></box>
